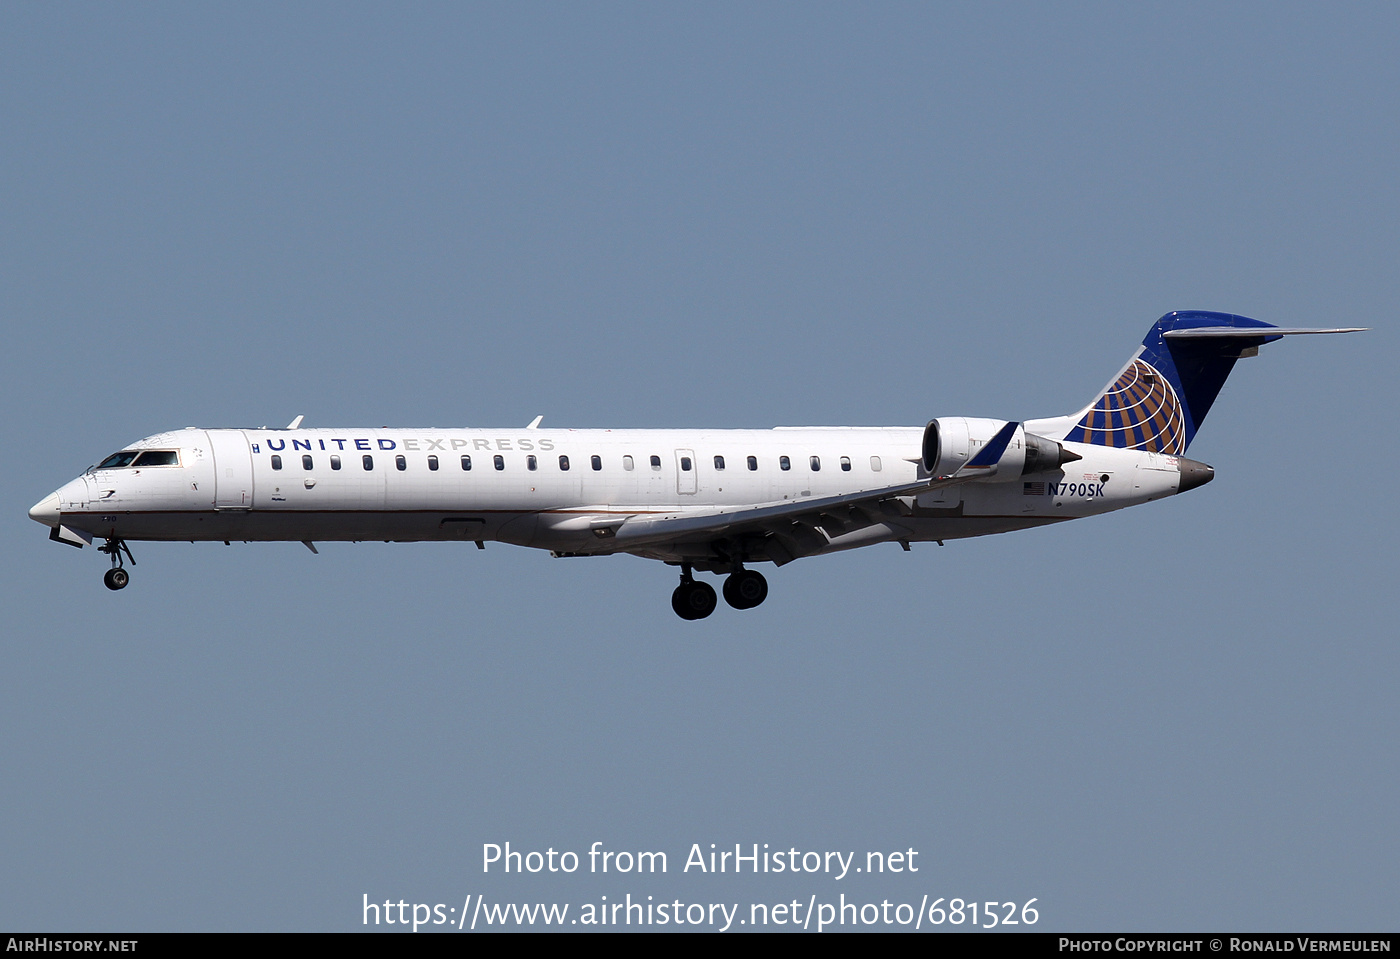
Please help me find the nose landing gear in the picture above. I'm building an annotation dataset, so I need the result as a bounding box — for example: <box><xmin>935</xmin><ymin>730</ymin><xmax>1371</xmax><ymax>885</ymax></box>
<box><xmin>98</xmin><ymin>537</ymin><xmax>134</xmax><ymax>590</ymax></box>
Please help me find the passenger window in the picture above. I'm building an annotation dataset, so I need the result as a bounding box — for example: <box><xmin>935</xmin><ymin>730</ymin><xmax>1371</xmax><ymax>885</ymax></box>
<box><xmin>302</xmin><ymin>454</ymin><xmax>313</xmax><ymax>470</ymax></box>
<box><xmin>780</xmin><ymin>456</ymin><xmax>791</xmax><ymax>471</ymax></box>
<box><xmin>680</xmin><ymin>456</ymin><xmax>692</xmax><ymax>471</ymax></box>
<box><xmin>650</xmin><ymin>455</ymin><xmax>662</xmax><ymax>470</ymax></box>
<box><xmin>132</xmin><ymin>450</ymin><xmax>179</xmax><ymax>467</ymax></box>
<box><xmin>527</xmin><ymin>455</ymin><xmax>538</xmax><ymax>471</ymax></box>
<box><xmin>623</xmin><ymin>455</ymin><xmax>634</xmax><ymax>470</ymax></box>
<box><xmin>494</xmin><ymin>454</ymin><xmax>505</xmax><ymax>471</ymax></box>
<box><xmin>841</xmin><ymin>456</ymin><xmax>851</xmax><ymax>471</ymax></box>
<box><xmin>330</xmin><ymin>455</ymin><xmax>341</xmax><ymax>470</ymax></box>
<box><xmin>97</xmin><ymin>451</ymin><xmax>139</xmax><ymax>469</ymax></box>
<box><xmin>747</xmin><ymin>455</ymin><xmax>757</xmax><ymax>471</ymax></box>
<box><xmin>428</xmin><ymin>455</ymin><xmax>439</xmax><ymax>471</ymax></box>
<box><xmin>461</xmin><ymin>455</ymin><xmax>472</xmax><ymax>471</ymax></box>
<box><xmin>363</xmin><ymin>455</ymin><xmax>374</xmax><ymax>470</ymax></box>
<box><xmin>870</xmin><ymin>455</ymin><xmax>882</xmax><ymax>471</ymax></box>
<box><xmin>809</xmin><ymin>455</ymin><xmax>820</xmax><ymax>471</ymax></box>
<box><xmin>714</xmin><ymin>455</ymin><xmax>725</xmax><ymax>470</ymax></box>
<box><xmin>395</xmin><ymin>454</ymin><xmax>407</xmax><ymax>471</ymax></box>
<box><xmin>271</xmin><ymin>455</ymin><xmax>282</xmax><ymax>471</ymax></box>
<box><xmin>591</xmin><ymin>455</ymin><xmax>602</xmax><ymax>471</ymax></box>
<box><xmin>559</xmin><ymin>454</ymin><xmax>570</xmax><ymax>471</ymax></box>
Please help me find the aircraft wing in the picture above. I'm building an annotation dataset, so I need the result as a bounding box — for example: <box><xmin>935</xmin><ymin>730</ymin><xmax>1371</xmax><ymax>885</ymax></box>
<box><xmin>601</xmin><ymin>472</ymin><xmax>969</xmax><ymax>563</ymax></box>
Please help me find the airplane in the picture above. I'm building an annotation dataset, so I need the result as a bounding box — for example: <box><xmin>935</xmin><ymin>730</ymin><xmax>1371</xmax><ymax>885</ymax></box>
<box><xmin>28</xmin><ymin>311</ymin><xmax>1361</xmax><ymax>619</ymax></box>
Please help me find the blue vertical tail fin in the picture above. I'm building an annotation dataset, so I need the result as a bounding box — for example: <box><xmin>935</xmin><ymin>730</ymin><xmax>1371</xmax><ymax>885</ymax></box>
<box><xmin>1040</xmin><ymin>311</ymin><xmax>1362</xmax><ymax>453</ymax></box>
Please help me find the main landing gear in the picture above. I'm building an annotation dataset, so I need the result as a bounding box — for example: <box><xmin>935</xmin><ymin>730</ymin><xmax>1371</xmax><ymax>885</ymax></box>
<box><xmin>670</xmin><ymin>564</ymin><xmax>769</xmax><ymax>620</ymax></box>
<box><xmin>671</xmin><ymin>566</ymin><xmax>717</xmax><ymax>621</ymax></box>
<box><xmin>722</xmin><ymin>569</ymin><xmax>768</xmax><ymax>610</ymax></box>
<box><xmin>99</xmin><ymin>536</ymin><xmax>134</xmax><ymax>591</ymax></box>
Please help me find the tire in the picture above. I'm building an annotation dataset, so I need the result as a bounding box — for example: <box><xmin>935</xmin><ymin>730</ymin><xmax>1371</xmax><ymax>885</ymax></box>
<box><xmin>723</xmin><ymin>570</ymin><xmax>768</xmax><ymax>609</ymax></box>
<box><xmin>104</xmin><ymin>568</ymin><xmax>129</xmax><ymax>591</ymax></box>
<box><xmin>671</xmin><ymin>581</ymin><xmax>717</xmax><ymax>620</ymax></box>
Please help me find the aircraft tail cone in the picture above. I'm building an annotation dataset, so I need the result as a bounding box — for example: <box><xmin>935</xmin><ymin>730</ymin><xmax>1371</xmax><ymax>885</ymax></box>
<box><xmin>1177</xmin><ymin>458</ymin><xmax>1215</xmax><ymax>493</ymax></box>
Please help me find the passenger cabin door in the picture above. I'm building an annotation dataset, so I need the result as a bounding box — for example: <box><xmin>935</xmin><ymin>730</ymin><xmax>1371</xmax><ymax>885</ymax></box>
<box><xmin>675</xmin><ymin>449</ymin><xmax>697</xmax><ymax>495</ymax></box>
<box><xmin>208</xmin><ymin>429</ymin><xmax>254</xmax><ymax>508</ymax></box>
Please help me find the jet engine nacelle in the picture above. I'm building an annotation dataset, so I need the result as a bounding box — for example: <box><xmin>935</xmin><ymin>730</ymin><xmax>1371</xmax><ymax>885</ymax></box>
<box><xmin>922</xmin><ymin>417</ymin><xmax>1081</xmax><ymax>480</ymax></box>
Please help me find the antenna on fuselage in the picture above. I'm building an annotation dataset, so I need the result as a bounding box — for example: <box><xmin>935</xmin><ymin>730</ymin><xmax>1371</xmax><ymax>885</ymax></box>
<box><xmin>526</xmin><ymin>415</ymin><xmax>543</xmax><ymax>429</ymax></box>
<box><xmin>286</xmin><ymin>414</ymin><xmax>305</xmax><ymax>429</ymax></box>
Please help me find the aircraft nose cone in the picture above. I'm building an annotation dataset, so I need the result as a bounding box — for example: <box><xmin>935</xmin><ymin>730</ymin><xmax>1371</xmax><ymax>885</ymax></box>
<box><xmin>29</xmin><ymin>491</ymin><xmax>61</xmax><ymax>526</ymax></box>
<box><xmin>1177</xmin><ymin>458</ymin><xmax>1215</xmax><ymax>493</ymax></box>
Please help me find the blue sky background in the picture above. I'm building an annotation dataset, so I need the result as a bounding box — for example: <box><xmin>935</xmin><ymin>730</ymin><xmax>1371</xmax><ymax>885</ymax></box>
<box><xmin>2</xmin><ymin>2</ymin><xmax>1394</xmax><ymax>931</ymax></box>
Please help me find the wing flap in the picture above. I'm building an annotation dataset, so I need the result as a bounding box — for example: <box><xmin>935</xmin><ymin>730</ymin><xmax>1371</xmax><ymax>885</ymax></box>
<box><xmin>608</xmin><ymin>476</ymin><xmax>939</xmax><ymax>551</ymax></box>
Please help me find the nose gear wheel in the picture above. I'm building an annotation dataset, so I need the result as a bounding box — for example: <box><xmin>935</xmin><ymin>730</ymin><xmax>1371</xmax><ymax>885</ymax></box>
<box><xmin>98</xmin><ymin>536</ymin><xmax>134</xmax><ymax>590</ymax></box>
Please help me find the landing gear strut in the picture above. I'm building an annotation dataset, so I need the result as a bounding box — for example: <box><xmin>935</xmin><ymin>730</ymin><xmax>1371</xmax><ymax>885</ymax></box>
<box><xmin>99</xmin><ymin>536</ymin><xmax>134</xmax><ymax>591</ymax></box>
<box><xmin>722</xmin><ymin>569</ymin><xmax>768</xmax><ymax>609</ymax></box>
<box><xmin>671</xmin><ymin>565</ymin><xmax>717</xmax><ymax>620</ymax></box>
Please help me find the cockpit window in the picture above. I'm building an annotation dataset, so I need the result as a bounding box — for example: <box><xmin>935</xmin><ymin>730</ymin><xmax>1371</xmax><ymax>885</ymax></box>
<box><xmin>132</xmin><ymin>450</ymin><xmax>180</xmax><ymax>467</ymax></box>
<box><xmin>96</xmin><ymin>451</ymin><xmax>139</xmax><ymax>469</ymax></box>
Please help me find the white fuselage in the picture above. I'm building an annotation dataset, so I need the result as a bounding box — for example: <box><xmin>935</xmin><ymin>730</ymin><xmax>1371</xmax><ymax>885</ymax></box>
<box><xmin>39</xmin><ymin>425</ymin><xmax>1185</xmax><ymax>567</ymax></box>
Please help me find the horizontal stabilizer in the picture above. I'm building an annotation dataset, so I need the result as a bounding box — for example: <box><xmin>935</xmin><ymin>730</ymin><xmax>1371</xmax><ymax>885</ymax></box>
<box><xmin>1163</xmin><ymin>327</ymin><xmax>1366</xmax><ymax>339</ymax></box>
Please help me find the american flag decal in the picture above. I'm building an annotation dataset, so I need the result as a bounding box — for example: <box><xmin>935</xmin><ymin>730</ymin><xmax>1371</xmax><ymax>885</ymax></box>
<box><xmin>1023</xmin><ymin>481</ymin><xmax>1046</xmax><ymax>496</ymax></box>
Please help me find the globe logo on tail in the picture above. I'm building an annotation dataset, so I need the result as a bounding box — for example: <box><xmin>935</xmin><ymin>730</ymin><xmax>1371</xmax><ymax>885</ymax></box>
<box><xmin>1066</xmin><ymin>358</ymin><xmax>1185</xmax><ymax>454</ymax></box>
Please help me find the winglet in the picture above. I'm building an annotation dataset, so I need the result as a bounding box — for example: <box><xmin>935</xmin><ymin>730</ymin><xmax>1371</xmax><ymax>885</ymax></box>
<box><xmin>526</xmin><ymin>415</ymin><xmax>543</xmax><ymax>429</ymax></box>
<box><xmin>286</xmin><ymin>414</ymin><xmax>305</xmax><ymax>429</ymax></box>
